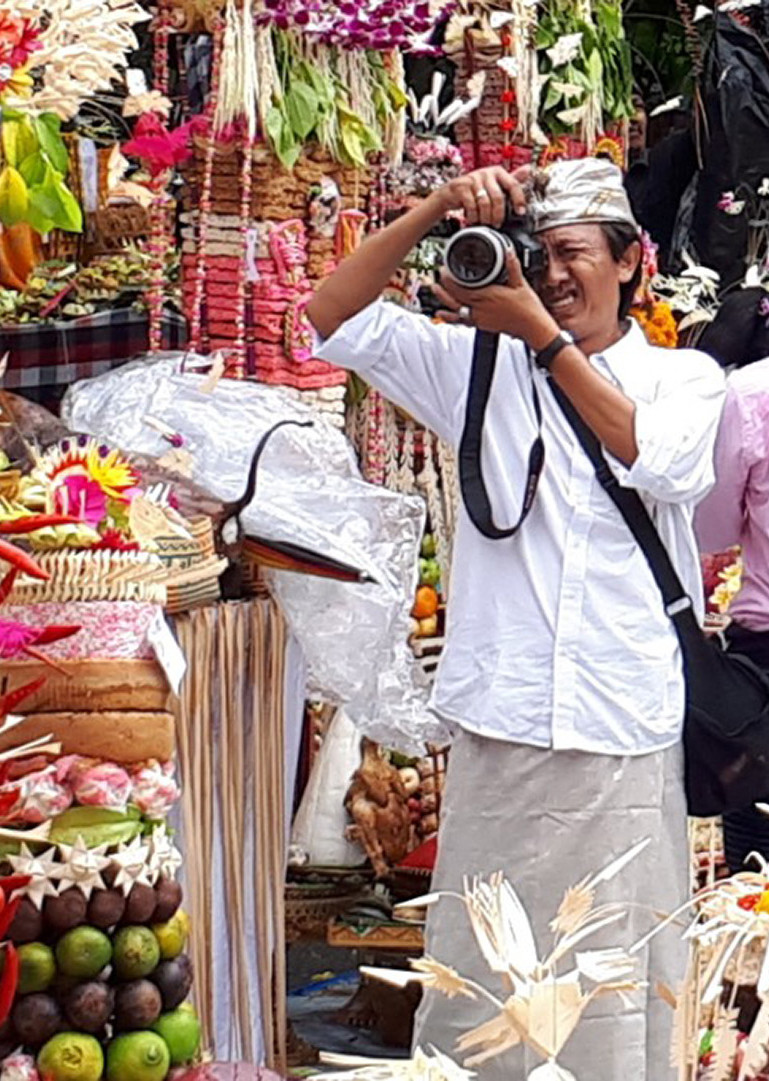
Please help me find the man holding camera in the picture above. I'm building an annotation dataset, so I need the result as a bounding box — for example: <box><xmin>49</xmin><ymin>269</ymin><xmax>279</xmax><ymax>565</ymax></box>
<box><xmin>307</xmin><ymin>159</ymin><xmax>724</xmax><ymax>1079</ymax></box>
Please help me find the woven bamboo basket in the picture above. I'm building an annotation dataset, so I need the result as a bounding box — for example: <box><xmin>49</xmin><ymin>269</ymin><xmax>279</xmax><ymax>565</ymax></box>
<box><xmin>6</xmin><ymin>550</ymin><xmax>168</xmax><ymax>604</ymax></box>
<box><xmin>155</xmin><ymin>516</ymin><xmax>224</xmax><ymax>614</ymax></box>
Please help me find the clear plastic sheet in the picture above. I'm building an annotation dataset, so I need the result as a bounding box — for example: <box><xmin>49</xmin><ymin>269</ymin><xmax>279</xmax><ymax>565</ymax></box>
<box><xmin>63</xmin><ymin>354</ymin><xmax>449</xmax><ymax>752</ymax></box>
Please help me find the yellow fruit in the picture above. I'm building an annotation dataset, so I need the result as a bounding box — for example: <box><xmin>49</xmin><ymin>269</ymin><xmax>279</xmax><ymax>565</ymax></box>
<box><xmin>419</xmin><ymin>614</ymin><xmax>438</xmax><ymax>638</ymax></box>
<box><xmin>152</xmin><ymin>911</ymin><xmax>189</xmax><ymax>960</ymax></box>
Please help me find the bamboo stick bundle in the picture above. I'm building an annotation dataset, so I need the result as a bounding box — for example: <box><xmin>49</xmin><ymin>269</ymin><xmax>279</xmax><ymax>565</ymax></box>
<box><xmin>173</xmin><ymin>600</ymin><xmax>291</xmax><ymax>1067</ymax></box>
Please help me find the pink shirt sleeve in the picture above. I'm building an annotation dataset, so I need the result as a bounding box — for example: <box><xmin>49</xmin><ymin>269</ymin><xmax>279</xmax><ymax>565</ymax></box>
<box><xmin>694</xmin><ymin>383</ymin><xmax>749</xmax><ymax>551</ymax></box>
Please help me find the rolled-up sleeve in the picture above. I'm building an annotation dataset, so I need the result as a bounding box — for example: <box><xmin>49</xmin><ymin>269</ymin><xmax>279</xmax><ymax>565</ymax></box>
<box><xmin>616</xmin><ymin>349</ymin><xmax>726</xmax><ymax>504</ymax></box>
<box><xmin>313</xmin><ymin>301</ymin><xmax>475</xmax><ymax>445</ymax></box>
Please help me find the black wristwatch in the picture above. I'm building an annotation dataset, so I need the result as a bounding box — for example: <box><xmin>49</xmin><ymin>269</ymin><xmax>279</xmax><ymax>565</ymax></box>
<box><xmin>534</xmin><ymin>330</ymin><xmax>575</xmax><ymax>371</ymax></box>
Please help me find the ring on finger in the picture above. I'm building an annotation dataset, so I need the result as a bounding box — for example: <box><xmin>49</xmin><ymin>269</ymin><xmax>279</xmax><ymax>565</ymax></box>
<box><xmin>458</xmin><ymin>305</ymin><xmax>473</xmax><ymax>323</ymax></box>
<box><xmin>476</xmin><ymin>188</ymin><xmax>490</xmax><ymax>200</ymax></box>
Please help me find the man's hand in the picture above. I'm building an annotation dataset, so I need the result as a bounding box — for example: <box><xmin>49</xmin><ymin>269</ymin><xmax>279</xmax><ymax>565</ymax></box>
<box><xmin>429</xmin><ymin>165</ymin><xmax>530</xmax><ymax>227</ymax></box>
<box><xmin>433</xmin><ymin>250</ymin><xmax>558</xmax><ymax>349</ymax></box>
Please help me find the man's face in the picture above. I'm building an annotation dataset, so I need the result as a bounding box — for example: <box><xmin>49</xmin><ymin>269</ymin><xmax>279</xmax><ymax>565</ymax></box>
<box><xmin>535</xmin><ymin>224</ymin><xmax>639</xmax><ymax>343</ymax></box>
<box><xmin>629</xmin><ymin>100</ymin><xmax>648</xmax><ymax>153</ymax></box>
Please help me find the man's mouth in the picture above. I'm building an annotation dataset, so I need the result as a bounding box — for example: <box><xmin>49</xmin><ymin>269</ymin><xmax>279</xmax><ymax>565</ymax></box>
<box><xmin>543</xmin><ymin>290</ymin><xmax>579</xmax><ymax>315</ymax></box>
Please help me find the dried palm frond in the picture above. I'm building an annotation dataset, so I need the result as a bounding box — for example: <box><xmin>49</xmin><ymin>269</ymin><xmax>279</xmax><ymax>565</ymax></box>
<box><xmin>362</xmin><ymin>842</ymin><xmax>649</xmax><ymax>1081</ymax></box>
<box><xmin>8</xmin><ymin>0</ymin><xmax>150</xmax><ymax>120</ymax></box>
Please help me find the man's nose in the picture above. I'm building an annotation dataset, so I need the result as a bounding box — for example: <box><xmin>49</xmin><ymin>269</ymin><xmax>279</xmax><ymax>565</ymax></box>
<box><xmin>544</xmin><ymin>255</ymin><xmax>569</xmax><ymax>287</ymax></box>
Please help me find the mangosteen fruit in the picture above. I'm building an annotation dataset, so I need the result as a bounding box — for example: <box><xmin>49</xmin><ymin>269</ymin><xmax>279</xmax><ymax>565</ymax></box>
<box><xmin>8</xmin><ymin>897</ymin><xmax>44</xmax><ymax>944</ymax></box>
<box><xmin>43</xmin><ymin>888</ymin><xmax>87</xmax><ymax>933</ymax></box>
<box><xmin>12</xmin><ymin>992</ymin><xmax>62</xmax><ymax>1047</ymax></box>
<box><xmin>123</xmin><ymin>883</ymin><xmax>157</xmax><ymax>925</ymax></box>
<box><xmin>63</xmin><ymin>980</ymin><xmax>115</xmax><ymax>1033</ymax></box>
<box><xmin>151</xmin><ymin>954</ymin><xmax>193</xmax><ymax>1011</ymax></box>
<box><xmin>87</xmin><ymin>888</ymin><xmax>126</xmax><ymax>929</ymax></box>
<box><xmin>152</xmin><ymin>878</ymin><xmax>183</xmax><ymax>923</ymax></box>
<box><xmin>114</xmin><ymin>979</ymin><xmax>163</xmax><ymax>1030</ymax></box>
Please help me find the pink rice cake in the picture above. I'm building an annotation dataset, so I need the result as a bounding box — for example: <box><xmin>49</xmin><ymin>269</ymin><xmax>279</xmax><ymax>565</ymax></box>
<box><xmin>1</xmin><ymin>601</ymin><xmax>160</xmax><ymax>660</ymax></box>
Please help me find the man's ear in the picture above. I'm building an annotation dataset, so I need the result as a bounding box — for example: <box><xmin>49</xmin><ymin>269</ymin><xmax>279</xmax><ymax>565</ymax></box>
<box><xmin>618</xmin><ymin>240</ymin><xmax>642</xmax><ymax>284</ymax></box>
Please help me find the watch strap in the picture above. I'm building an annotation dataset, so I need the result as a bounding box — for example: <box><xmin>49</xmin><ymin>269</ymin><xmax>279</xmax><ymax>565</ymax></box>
<box><xmin>535</xmin><ymin>332</ymin><xmax>573</xmax><ymax>371</ymax></box>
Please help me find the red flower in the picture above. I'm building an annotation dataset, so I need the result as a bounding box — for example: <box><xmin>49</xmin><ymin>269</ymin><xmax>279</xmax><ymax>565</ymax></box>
<box><xmin>9</xmin><ymin>20</ymin><xmax>41</xmax><ymax>69</ymax></box>
<box><xmin>123</xmin><ymin>114</ymin><xmax>206</xmax><ymax>177</ymax></box>
<box><xmin>500</xmin><ymin>118</ymin><xmax>515</xmax><ymax>132</ymax></box>
<box><xmin>501</xmin><ymin>89</ymin><xmax>516</xmax><ymax>104</ymax></box>
<box><xmin>91</xmin><ymin>529</ymin><xmax>140</xmax><ymax>552</ymax></box>
<box><xmin>0</xmin><ymin>14</ymin><xmax>40</xmax><ymax>69</ymax></box>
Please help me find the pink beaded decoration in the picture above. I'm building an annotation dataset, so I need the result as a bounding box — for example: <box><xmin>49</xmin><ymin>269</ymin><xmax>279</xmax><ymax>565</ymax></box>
<box><xmin>232</xmin><ymin>129</ymin><xmax>254</xmax><ymax>378</ymax></box>
<box><xmin>147</xmin><ymin>0</ymin><xmax>172</xmax><ymax>353</ymax></box>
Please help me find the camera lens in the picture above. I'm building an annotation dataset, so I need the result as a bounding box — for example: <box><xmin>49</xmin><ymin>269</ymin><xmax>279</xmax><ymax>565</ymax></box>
<box><xmin>445</xmin><ymin>227</ymin><xmax>509</xmax><ymax>289</ymax></box>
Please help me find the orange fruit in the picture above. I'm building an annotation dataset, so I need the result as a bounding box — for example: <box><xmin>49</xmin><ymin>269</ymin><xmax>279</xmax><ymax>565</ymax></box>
<box><xmin>413</xmin><ymin>585</ymin><xmax>438</xmax><ymax>619</ymax></box>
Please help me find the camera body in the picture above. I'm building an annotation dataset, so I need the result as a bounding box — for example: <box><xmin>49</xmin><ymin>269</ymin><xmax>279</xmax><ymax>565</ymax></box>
<box><xmin>444</xmin><ymin>202</ymin><xmax>547</xmax><ymax>289</ymax></box>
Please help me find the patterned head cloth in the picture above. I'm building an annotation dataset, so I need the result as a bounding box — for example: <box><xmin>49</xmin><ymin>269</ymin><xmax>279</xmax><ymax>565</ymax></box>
<box><xmin>528</xmin><ymin>158</ymin><xmax>639</xmax><ymax>235</ymax></box>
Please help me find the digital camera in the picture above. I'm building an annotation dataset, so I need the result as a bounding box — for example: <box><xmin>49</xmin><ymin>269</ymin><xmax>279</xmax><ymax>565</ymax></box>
<box><xmin>444</xmin><ymin>202</ymin><xmax>547</xmax><ymax>289</ymax></box>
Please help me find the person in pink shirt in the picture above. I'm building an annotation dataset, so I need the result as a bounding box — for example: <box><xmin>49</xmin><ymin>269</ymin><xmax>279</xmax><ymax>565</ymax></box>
<box><xmin>696</xmin><ymin>287</ymin><xmax>769</xmax><ymax>871</ymax></box>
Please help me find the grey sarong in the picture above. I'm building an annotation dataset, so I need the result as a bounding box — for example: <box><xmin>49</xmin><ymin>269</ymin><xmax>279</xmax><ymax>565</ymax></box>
<box><xmin>413</xmin><ymin>730</ymin><xmax>688</xmax><ymax>1081</ymax></box>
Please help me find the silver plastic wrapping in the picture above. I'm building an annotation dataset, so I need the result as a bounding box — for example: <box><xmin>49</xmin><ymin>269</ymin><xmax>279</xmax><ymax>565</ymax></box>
<box><xmin>62</xmin><ymin>354</ymin><xmax>449</xmax><ymax>751</ymax></box>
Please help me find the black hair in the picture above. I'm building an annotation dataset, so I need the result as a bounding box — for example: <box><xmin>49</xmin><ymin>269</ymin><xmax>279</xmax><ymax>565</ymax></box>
<box><xmin>698</xmin><ymin>287</ymin><xmax>769</xmax><ymax>369</ymax></box>
<box><xmin>601</xmin><ymin>222</ymin><xmax>643</xmax><ymax>320</ymax></box>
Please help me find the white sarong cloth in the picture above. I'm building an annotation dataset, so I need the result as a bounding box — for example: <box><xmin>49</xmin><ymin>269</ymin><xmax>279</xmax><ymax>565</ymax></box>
<box><xmin>413</xmin><ymin>730</ymin><xmax>688</xmax><ymax>1081</ymax></box>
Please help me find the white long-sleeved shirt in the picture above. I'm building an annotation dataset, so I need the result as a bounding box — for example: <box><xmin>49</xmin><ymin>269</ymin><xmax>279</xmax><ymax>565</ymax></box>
<box><xmin>315</xmin><ymin>303</ymin><xmax>725</xmax><ymax>754</ymax></box>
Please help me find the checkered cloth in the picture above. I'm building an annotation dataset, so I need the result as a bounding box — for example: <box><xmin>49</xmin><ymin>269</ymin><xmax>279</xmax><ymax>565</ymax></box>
<box><xmin>1</xmin><ymin>308</ymin><xmax>187</xmax><ymax>407</ymax></box>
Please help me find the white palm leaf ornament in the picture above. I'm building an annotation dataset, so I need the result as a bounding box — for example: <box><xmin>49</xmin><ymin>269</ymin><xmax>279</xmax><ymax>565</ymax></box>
<box><xmin>322</xmin><ymin>839</ymin><xmax>651</xmax><ymax>1081</ymax></box>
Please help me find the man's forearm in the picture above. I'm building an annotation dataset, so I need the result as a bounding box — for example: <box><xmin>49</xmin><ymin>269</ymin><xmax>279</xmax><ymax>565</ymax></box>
<box><xmin>306</xmin><ymin>194</ymin><xmax>446</xmax><ymax>340</ymax></box>
<box><xmin>549</xmin><ymin>346</ymin><xmax>639</xmax><ymax>466</ymax></box>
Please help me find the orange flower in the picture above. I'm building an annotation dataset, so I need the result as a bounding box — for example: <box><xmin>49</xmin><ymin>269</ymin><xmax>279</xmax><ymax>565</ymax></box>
<box><xmin>630</xmin><ymin>302</ymin><xmax>678</xmax><ymax>349</ymax></box>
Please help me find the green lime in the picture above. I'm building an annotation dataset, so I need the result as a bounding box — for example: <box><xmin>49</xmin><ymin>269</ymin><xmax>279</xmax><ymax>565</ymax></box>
<box><xmin>113</xmin><ymin>925</ymin><xmax>161</xmax><ymax>980</ymax></box>
<box><xmin>106</xmin><ymin>1031</ymin><xmax>170</xmax><ymax>1081</ymax></box>
<box><xmin>151</xmin><ymin>910</ymin><xmax>189</xmax><ymax>961</ymax></box>
<box><xmin>38</xmin><ymin>1032</ymin><xmax>104</xmax><ymax>1081</ymax></box>
<box><xmin>55</xmin><ymin>926</ymin><xmax>112</xmax><ymax>978</ymax></box>
<box><xmin>151</xmin><ymin>1004</ymin><xmax>201</xmax><ymax>1065</ymax></box>
<box><xmin>17</xmin><ymin>942</ymin><xmax>56</xmax><ymax>994</ymax></box>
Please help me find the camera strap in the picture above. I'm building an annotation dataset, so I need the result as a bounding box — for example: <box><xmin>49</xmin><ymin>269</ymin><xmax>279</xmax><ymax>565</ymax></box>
<box><xmin>458</xmin><ymin>329</ymin><xmax>546</xmax><ymax>540</ymax></box>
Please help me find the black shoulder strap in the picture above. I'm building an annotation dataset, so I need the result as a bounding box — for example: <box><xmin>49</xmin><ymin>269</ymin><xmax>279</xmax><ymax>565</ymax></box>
<box><xmin>458</xmin><ymin>329</ymin><xmax>546</xmax><ymax>540</ymax></box>
<box><xmin>548</xmin><ymin>380</ymin><xmax>699</xmax><ymax>632</ymax></box>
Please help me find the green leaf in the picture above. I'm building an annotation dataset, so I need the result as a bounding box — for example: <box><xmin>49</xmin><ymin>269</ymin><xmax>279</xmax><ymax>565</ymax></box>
<box><xmin>341</xmin><ymin>124</ymin><xmax>364</xmax><ymax>166</ymax></box>
<box><xmin>284</xmin><ymin>82</ymin><xmax>319</xmax><ymax>140</ymax></box>
<box><xmin>587</xmin><ymin>49</ymin><xmax>603</xmax><ymax>85</ymax></box>
<box><xmin>19</xmin><ymin>151</ymin><xmax>46</xmax><ymax>187</ymax></box>
<box><xmin>267</xmin><ymin>106</ymin><xmax>301</xmax><ymax>170</ymax></box>
<box><xmin>265</xmin><ymin>105</ymin><xmax>284</xmax><ymax>150</ymax></box>
<box><xmin>277</xmin><ymin>125</ymin><xmax>301</xmax><ymax>170</ymax></box>
<box><xmin>33</xmin><ymin>166</ymin><xmax>82</xmax><ymax>232</ymax></box>
<box><xmin>49</xmin><ymin>175</ymin><xmax>83</xmax><ymax>232</ymax></box>
<box><xmin>28</xmin><ymin>183</ymin><xmax>60</xmax><ymax>222</ymax></box>
<box><xmin>25</xmin><ymin>198</ymin><xmax>54</xmax><ymax>236</ymax></box>
<box><xmin>35</xmin><ymin>114</ymin><xmax>69</xmax><ymax>174</ymax></box>
<box><xmin>386</xmin><ymin>79</ymin><xmax>408</xmax><ymax>110</ymax></box>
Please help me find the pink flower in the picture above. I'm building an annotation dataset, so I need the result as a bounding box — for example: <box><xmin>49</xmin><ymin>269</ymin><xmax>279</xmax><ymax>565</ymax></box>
<box><xmin>717</xmin><ymin>191</ymin><xmax>746</xmax><ymax>215</ymax></box>
<box><xmin>0</xmin><ymin>619</ymin><xmax>38</xmax><ymax>658</ymax></box>
<box><xmin>54</xmin><ymin>474</ymin><xmax>108</xmax><ymax>527</ymax></box>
